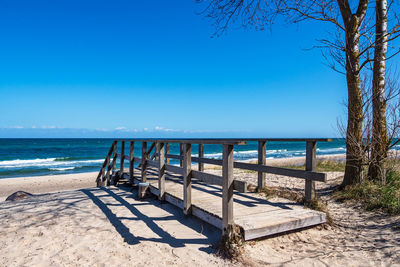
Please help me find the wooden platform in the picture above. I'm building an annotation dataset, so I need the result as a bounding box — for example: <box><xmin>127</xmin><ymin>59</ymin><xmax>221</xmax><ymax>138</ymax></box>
<box><xmin>123</xmin><ymin>167</ymin><xmax>326</xmax><ymax>241</ymax></box>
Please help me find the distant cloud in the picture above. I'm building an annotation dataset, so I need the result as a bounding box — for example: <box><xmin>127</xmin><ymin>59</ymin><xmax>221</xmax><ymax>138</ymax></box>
<box><xmin>0</xmin><ymin>125</ymin><xmax>255</xmax><ymax>138</ymax></box>
<box><xmin>154</xmin><ymin>126</ymin><xmax>179</xmax><ymax>132</ymax></box>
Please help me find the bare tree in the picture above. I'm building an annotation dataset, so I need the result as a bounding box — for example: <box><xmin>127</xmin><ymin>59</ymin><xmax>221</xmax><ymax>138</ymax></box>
<box><xmin>198</xmin><ymin>0</ymin><xmax>370</xmax><ymax>186</ymax></box>
<box><xmin>368</xmin><ymin>0</ymin><xmax>400</xmax><ymax>182</ymax></box>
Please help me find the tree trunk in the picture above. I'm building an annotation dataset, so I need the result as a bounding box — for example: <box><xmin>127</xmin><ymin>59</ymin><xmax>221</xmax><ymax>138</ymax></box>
<box><xmin>342</xmin><ymin>16</ymin><xmax>364</xmax><ymax>187</ymax></box>
<box><xmin>369</xmin><ymin>0</ymin><xmax>388</xmax><ymax>182</ymax></box>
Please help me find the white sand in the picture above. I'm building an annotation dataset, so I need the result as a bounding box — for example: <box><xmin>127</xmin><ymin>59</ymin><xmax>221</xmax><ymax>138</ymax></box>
<box><xmin>0</xmin><ymin>186</ymin><xmax>228</xmax><ymax>266</ymax></box>
<box><xmin>1</xmin><ymin>156</ymin><xmax>399</xmax><ymax>266</ymax></box>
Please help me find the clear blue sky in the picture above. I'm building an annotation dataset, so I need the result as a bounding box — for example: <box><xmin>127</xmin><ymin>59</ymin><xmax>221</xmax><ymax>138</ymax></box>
<box><xmin>1</xmin><ymin>0</ymin><xmax>395</xmax><ymax>138</ymax></box>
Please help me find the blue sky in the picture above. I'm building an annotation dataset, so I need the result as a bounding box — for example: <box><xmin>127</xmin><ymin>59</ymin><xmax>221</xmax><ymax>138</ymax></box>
<box><xmin>1</xmin><ymin>0</ymin><xmax>395</xmax><ymax>138</ymax></box>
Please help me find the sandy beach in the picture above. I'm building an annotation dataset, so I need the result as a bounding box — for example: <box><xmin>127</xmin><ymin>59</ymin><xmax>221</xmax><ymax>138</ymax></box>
<box><xmin>1</xmin><ymin>155</ymin><xmax>399</xmax><ymax>266</ymax></box>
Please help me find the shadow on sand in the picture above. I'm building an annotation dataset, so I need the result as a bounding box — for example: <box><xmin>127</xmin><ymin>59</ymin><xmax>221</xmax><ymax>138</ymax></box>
<box><xmin>81</xmin><ymin>186</ymin><xmax>220</xmax><ymax>253</ymax></box>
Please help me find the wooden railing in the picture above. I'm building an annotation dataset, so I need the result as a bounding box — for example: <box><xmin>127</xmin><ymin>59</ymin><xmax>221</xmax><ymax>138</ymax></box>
<box><xmin>96</xmin><ymin>138</ymin><xmax>331</xmax><ymax>234</ymax></box>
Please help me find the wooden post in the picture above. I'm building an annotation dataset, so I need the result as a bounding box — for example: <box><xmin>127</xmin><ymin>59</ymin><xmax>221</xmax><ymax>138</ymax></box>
<box><xmin>141</xmin><ymin>142</ymin><xmax>147</xmax><ymax>182</ymax></box>
<box><xmin>305</xmin><ymin>141</ymin><xmax>317</xmax><ymax>202</ymax></box>
<box><xmin>179</xmin><ymin>144</ymin><xmax>183</xmax><ymax>167</ymax></box>
<box><xmin>129</xmin><ymin>141</ymin><xmax>134</xmax><ymax>184</ymax></box>
<box><xmin>120</xmin><ymin>141</ymin><xmax>125</xmax><ymax>176</ymax></box>
<box><xmin>222</xmin><ymin>144</ymin><xmax>234</xmax><ymax>235</ymax></box>
<box><xmin>112</xmin><ymin>142</ymin><xmax>117</xmax><ymax>172</ymax></box>
<box><xmin>183</xmin><ymin>143</ymin><xmax>192</xmax><ymax>215</ymax></box>
<box><xmin>157</xmin><ymin>142</ymin><xmax>165</xmax><ymax>200</ymax></box>
<box><xmin>105</xmin><ymin>155</ymin><xmax>111</xmax><ymax>186</ymax></box>
<box><xmin>198</xmin><ymin>144</ymin><xmax>204</xmax><ymax>172</ymax></box>
<box><xmin>165</xmin><ymin>143</ymin><xmax>170</xmax><ymax>164</ymax></box>
<box><xmin>258</xmin><ymin>141</ymin><xmax>266</xmax><ymax>190</ymax></box>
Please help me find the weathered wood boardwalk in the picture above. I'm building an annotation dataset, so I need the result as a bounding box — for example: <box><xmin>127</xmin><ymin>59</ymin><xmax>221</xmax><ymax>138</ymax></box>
<box><xmin>97</xmin><ymin>138</ymin><xmax>330</xmax><ymax>240</ymax></box>
<box><xmin>127</xmin><ymin>167</ymin><xmax>326</xmax><ymax>240</ymax></box>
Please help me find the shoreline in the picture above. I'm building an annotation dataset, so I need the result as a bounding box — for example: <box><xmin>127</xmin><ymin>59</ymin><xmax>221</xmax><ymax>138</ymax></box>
<box><xmin>0</xmin><ymin>154</ymin><xmax>346</xmax><ymax>201</ymax></box>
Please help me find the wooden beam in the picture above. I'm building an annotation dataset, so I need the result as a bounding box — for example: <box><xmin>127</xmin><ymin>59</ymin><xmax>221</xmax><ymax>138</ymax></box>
<box><xmin>129</xmin><ymin>141</ymin><xmax>134</xmax><ymax>184</ymax></box>
<box><xmin>305</xmin><ymin>141</ymin><xmax>317</xmax><ymax>202</ymax></box>
<box><xmin>120</xmin><ymin>141</ymin><xmax>125</xmax><ymax>176</ymax></box>
<box><xmin>105</xmin><ymin>155</ymin><xmax>111</xmax><ymax>186</ymax></box>
<box><xmin>222</xmin><ymin>144</ymin><xmax>234</xmax><ymax>235</ymax></box>
<box><xmin>112</xmin><ymin>142</ymin><xmax>117</xmax><ymax>172</ymax></box>
<box><xmin>198</xmin><ymin>144</ymin><xmax>204</xmax><ymax>172</ymax></box>
<box><xmin>183</xmin><ymin>143</ymin><xmax>192</xmax><ymax>215</ymax></box>
<box><xmin>157</xmin><ymin>142</ymin><xmax>165</xmax><ymax>201</ymax></box>
<box><xmin>169</xmin><ymin>154</ymin><xmax>325</xmax><ymax>182</ymax></box>
<box><xmin>234</xmin><ymin>162</ymin><xmax>326</xmax><ymax>182</ymax></box>
<box><xmin>141</xmin><ymin>142</ymin><xmax>147</xmax><ymax>182</ymax></box>
<box><xmin>116</xmin><ymin>138</ymin><xmax>247</xmax><ymax>145</ymax></box>
<box><xmin>191</xmin><ymin>170</ymin><xmax>222</xmax><ymax>185</ymax></box>
<box><xmin>165</xmin><ymin>164</ymin><xmax>184</xmax><ymax>175</ymax></box>
<box><xmin>96</xmin><ymin>141</ymin><xmax>116</xmax><ymax>186</ymax></box>
<box><xmin>179</xmin><ymin>144</ymin><xmax>183</xmax><ymax>167</ymax></box>
<box><xmin>258</xmin><ymin>141</ymin><xmax>266</xmax><ymax>190</ymax></box>
<box><xmin>147</xmin><ymin>142</ymin><xmax>156</xmax><ymax>156</ymax></box>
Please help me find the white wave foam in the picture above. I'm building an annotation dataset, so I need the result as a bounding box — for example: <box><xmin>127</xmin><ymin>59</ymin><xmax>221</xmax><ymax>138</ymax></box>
<box><xmin>0</xmin><ymin>158</ymin><xmax>57</xmax><ymax>167</ymax></box>
<box><xmin>0</xmin><ymin>158</ymin><xmax>103</xmax><ymax>169</ymax></box>
<box><xmin>49</xmin><ymin>167</ymin><xmax>75</xmax><ymax>171</ymax></box>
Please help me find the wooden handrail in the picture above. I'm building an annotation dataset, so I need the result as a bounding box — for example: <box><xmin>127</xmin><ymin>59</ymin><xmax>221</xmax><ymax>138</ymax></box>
<box><xmin>98</xmin><ymin>138</ymin><xmax>332</xmax><ymax>238</ymax></box>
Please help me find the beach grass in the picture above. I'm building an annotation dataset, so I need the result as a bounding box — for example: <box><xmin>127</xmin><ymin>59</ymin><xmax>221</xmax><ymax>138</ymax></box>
<box><xmin>281</xmin><ymin>160</ymin><xmax>346</xmax><ymax>172</ymax></box>
<box><xmin>335</xmin><ymin>170</ymin><xmax>400</xmax><ymax>215</ymax></box>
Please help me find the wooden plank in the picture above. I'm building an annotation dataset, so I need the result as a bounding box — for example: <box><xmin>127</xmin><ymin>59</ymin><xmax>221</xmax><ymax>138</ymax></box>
<box><xmin>166</xmin><ymin>154</ymin><xmax>183</xmax><ymax>160</ymax></box>
<box><xmin>258</xmin><ymin>141</ymin><xmax>266</xmax><ymax>190</ymax></box>
<box><xmin>234</xmin><ymin>162</ymin><xmax>327</xmax><ymax>182</ymax></box>
<box><xmin>165</xmin><ymin>164</ymin><xmax>184</xmax><ymax>175</ymax></box>
<box><xmin>141</xmin><ymin>142</ymin><xmax>147</xmax><ymax>182</ymax></box>
<box><xmin>192</xmin><ymin>156</ymin><xmax>222</xmax><ymax>165</ymax></box>
<box><xmin>222</xmin><ymin>144</ymin><xmax>234</xmax><ymax>234</ymax></box>
<box><xmin>183</xmin><ymin>143</ymin><xmax>192</xmax><ymax>215</ymax></box>
<box><xmin>305</xmin><ymin>141</ymin><xmax>317</xmax><ymax>201</ymax></box>
<box><xmin>158</xmin><ymin>142</ymin><xmax>165</xmax><ymax>200</ymax></box>
<box><xmin>129</xmin><ymin>141</ymin><xmax>134</xmax><ymax>183</ymax></box>
<box><xmin>116</xmin><ymin>138</ymin><xmax>247</xmax><ymax>145</ymax></box>
<box><xmin>198</xmin><ymin>144</ymin><xmax>204</xmax><ymax>172</ymax></box>
<box><xmin>120</xmin><ymin>141</ymin><xmax>125</xmax><ymax>176</ymax></box>
<box><xmin>115</xmin><ymin>138</ymin><xmax>332</xmax><ymax>144</ymax></box>
<box><xmin>191</xmin><ymin>170</ymin><xmax>222</xmax><ymax>186</ymax></box>
<box><xmin>243</xmin><ymin>211</ymin><xmax>326</xmax><ymax>241</ymax></box>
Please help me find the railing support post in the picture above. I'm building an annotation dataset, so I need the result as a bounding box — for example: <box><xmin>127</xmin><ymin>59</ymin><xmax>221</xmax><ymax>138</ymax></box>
<box><xmin>157</xmin><ymin>142</ymin><xmax>165</xmax><ymax>200</ymax></box>
<box><xmin>222</xmin><ymin>144</ymin><xmax>234</xmax><ymax>235</ymax></box>
<box><xmin>141</xmin><ymin>142</ymin><xmax>147</xmax><ymax>182</ymax></box>
<box><xmin>120</xmin><ymin>141</ymin><xmax>125</xmax><ymax>176</ymax></box>
<box><xmin>198</xmin><ymin>144</ymin><xmax>204</xmax><ymax>172</ymax></box>
<box><xmin>305</xmin><ymin>141</ymin><xmax>317</xmax><ymax>202</ymax></box>
<box><xmin>179</xmin><ymin>144</ymin><xmax>183</xmax><ymax>167</ymax></box>
<box><xmin>183</xmin><ymin>143</ymin><xmax>192</xmax><ymax>215</ymax></box>
<box><xmin>129</xmin><ymin>141</ymin><xmax>134</xmax><ymax>184</ymax></box>
<box><xmin>258</xmin><ymin>141</ymin><xmax>266</xmax><ymax>190</ymax></box>
<box><xmin>112</xmin><ymin>141</ymin><xmax>117</xmax><ymax>172</ymax></box>
<box><xmin>105</xmin><ymin>155</ymin><xmax>111</xmax><ymax>186</ymax></box>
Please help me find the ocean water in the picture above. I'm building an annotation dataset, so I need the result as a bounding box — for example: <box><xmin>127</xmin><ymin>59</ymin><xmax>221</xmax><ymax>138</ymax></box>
<box><xmin>0</xmin><ymin>138</ymin><xmax>353</xmax><ymax>178</ymax></box>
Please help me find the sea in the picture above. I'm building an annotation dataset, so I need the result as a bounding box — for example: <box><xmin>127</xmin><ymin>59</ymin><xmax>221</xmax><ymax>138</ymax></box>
<box><xmin>0</xmin><ymin>138</ymin><xmax>352</xmax><ymax>178</ymax></box>
<box><xmin>0</xmin><ymin>138</ymin><xmax>398</xmax><ymax>178</ymax></box>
